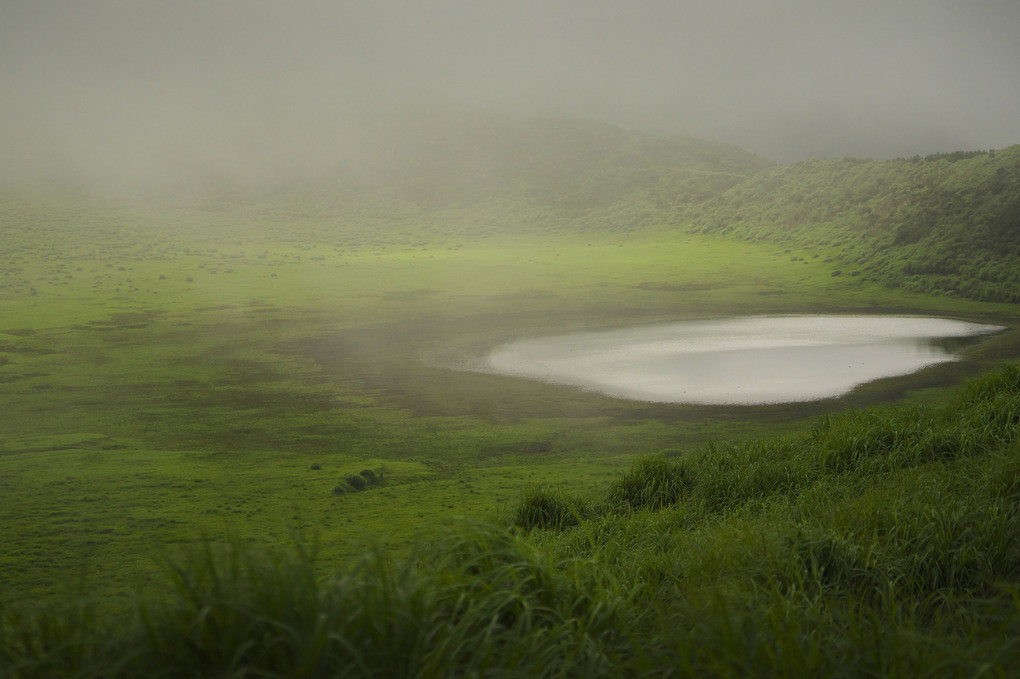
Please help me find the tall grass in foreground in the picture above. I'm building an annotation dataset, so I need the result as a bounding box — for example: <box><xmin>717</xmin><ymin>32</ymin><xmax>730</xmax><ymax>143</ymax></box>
<box><xmin>1</xmin><ymin>527</ymin><xmax>628</xmax><ymax>678</ymax></box>
<box><xmin>3</xmin><ymin>364</ymin><xmax>1020</xmax><ymax>677</ymax></box>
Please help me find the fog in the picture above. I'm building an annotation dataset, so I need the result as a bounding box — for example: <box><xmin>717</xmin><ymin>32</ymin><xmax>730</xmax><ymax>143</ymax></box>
<box><xmin>2</xmin><ymin>0</ymin><xmax>1019</xmax><ymax>192</ymax></box>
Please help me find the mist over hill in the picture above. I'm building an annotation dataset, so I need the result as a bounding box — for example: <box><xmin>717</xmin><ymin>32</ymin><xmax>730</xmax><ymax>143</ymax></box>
<box><xmin>3</xmin><ymin>107</ymin><xmax>1017</xmax><ymax>303</ymax></box>
<box><xmin>226</xmin><ymin>113</ymin><xmax>1019</xmax><ymax>304</ymax></box>
<box><xmin>334</xmin><ymin>112</ymin><xmax>1020</xmax><ymax>304</ymax></box>
<box><xmin>149</xmin><ymin>112</ymin><xmax>774</xmax><ymax>237</ymax></box>
<box><xmin>341</xmin><ymin>112</ymin><xmax>774</xmax><ymax>210</ymax></box>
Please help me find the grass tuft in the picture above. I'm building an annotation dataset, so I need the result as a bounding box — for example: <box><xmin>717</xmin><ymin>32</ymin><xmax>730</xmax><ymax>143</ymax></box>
<box><xmin>607</xmin><ymin>454</ymin><xmax>693</xmax><ymax>511</ymax></box>
<box><xmin>511</xmin><ymin>485</ymin><xmax>588</xmax><ymax>530</ymax></box>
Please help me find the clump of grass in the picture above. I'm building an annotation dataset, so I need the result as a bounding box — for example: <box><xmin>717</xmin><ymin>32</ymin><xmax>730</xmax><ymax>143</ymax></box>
<box><xmin>331</xmin><ymin>481</ymin><xmax>355</xmax><ymax>496</ymax></box>
<box><xmin>774</xmin><ymin>527</ymin><xmax>887</xmax><ymax>597</ymax></box>
<box><xmin>1</xmin><ymin>526</ymin><xmax>628</xmax><ymax>678</ymax></box>
<box><xmin>606</xmin><ymin>454</ymin><xmax>693</xmax><ymax>511</ymax></box>
<box><xmin>692</xmin><ymin>438</ymin><xmax>809</xmax><ymax>513</ymax></box>
<box><xmin>423</xmin><ymin>522</ymin><xmax>624</xmax><ymax>671</ymax></box>
<box><xmin>333</xmin><ymin>469</ymin><xmax>384</xmax><ymax>496</ymax></box>
<box><xmin>818</xmin><ymin>363</ymin><xmax>1020</xmax><ymax>475</ymax></box>
<box><xmin>0</xmin><ymin>597</ymin><xmax>120</xmax><ymax>679</ymax></box>
<box><xmin>511</xmin><ymin>485</ymin><xmax>588</xmax><ymax>530</ymax></box>
<box><xmin>344</xmin><ymin>473</ymin><xmax>368</xmax><ymax>491</ymax></box>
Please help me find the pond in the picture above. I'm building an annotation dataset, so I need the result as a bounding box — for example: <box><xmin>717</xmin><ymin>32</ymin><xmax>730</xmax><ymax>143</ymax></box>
<box><xmin>480</xmin><ymin>316</ymin><xmax>1004</xmax><ymax>405</ymax></box>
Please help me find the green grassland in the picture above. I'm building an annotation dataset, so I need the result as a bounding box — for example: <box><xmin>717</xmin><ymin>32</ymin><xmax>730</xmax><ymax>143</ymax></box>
<box><xmin>6</xmin><ymin>365</ymin><xmax>1020</xmax><ymax>677</ymax></box>
<box><xmin>3</xmin><ymin>116</ymin><xmax>1020</xmax><ymax>676</ymax></box>
<box><xmin>3</xmin><ymin>188</ymin><xmax>1015</xmax><ymax>612</ymax></box>
<box><xmin>687</xmin><ymin>145</ymin><xmax>1020</xmax><ymax>302</ymax></box>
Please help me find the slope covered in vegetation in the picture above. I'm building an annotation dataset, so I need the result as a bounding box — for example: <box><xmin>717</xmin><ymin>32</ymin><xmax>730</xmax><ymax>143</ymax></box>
<box><xmin>687</xmin><ymin>146</ymin><xmax>1020</xmax><ymax>302</ymax></box>
<box><xmin>5</xmin><ymin>364</ymin><xmax>1020</xmax><ymax>677</ymax></box>
<box><xmin>217</xmin><ymin>115</ymin><xmax>1020</xmax><ymax>303</ymax></box>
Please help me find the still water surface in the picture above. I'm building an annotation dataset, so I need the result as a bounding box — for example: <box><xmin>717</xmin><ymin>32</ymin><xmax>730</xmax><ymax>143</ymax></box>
<box><xmin>484</xmin><ymin>316</ymin><xmax>1003</xmax><ymax>405</ymax></box>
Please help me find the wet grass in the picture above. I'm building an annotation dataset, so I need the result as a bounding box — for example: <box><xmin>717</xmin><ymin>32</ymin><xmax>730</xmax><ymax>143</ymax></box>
<box><xmin>2</xmin><ymin>191</ymin><xmax>1020</xmax><ymax>674</ymax></box>
<box><xmin>3</xmin><ymin>365</ymin><xmax>1020</xmax><ymax>677</ymax></box>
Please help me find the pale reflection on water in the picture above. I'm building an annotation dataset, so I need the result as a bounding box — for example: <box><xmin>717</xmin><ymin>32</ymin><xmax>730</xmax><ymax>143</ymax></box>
<box><xmin>484</xmin><ymin>316</ymin><xmax>1003</xmax><ymax>405</ymax></box>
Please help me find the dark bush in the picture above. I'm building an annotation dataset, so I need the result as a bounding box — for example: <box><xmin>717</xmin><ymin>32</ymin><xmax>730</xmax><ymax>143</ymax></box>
<box><xmin>512</xmin><ymin>486</ymin><xmax>582</xmax><ymax>531</ymax></box>
<box><xmin>331</xmin><ymin>482</ymin><xmax>354</xmax><ymax>496</ymax></box>
<box><xmin>608</xmin><ymin>455</ymin><xmax>692</xmax><ymax>510</ymax></box>
<box><xmin>344</xmin><ymin>474</ymin><xmax>368</xmax><ymax>491</ymax></box>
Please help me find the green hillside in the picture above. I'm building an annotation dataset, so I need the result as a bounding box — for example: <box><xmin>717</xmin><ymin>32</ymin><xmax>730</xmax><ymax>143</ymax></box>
<box><xmin>686</xmin><ymin>146</ymin><xmax>1020</xmax><ymax>302</ymax></box>
<box><xmin>200</xmin><ymin>115</ymin><xmax>1020</xmax><ymax>303</ymax></box>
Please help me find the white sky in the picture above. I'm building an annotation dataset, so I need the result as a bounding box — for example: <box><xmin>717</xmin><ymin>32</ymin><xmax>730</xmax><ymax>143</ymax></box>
<box><xmin>2</xmin><ymin>0</ymin><xmax>1018</xmax><ymax>189</ymax></box>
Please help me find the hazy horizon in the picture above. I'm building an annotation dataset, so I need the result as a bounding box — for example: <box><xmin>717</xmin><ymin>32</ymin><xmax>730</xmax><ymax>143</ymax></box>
<box><xmin>3</xmin><ymin>0</ymin><xmax>1019</xmax><ymax>193</ymax></box>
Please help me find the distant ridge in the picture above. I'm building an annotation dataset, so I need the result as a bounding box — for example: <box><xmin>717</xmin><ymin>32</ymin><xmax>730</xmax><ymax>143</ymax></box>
<box><xmin>5</xmin><ymin>108</ymin><xmax>1016</xmax><ymax>302</ymax></box>
<box><xmin>209</xmin><ymin>111</ymin><xmax>775</xmax><ymax>237</ymax></box>
<box><xmin>329</xmin><ymin>111</ymin><xmax>775</xmax><ymax>211</ymax></box>
<box><xmin>324</xmin><ymin>113</ymin><xmax>1019</xmax><ymax>302</ymax></box>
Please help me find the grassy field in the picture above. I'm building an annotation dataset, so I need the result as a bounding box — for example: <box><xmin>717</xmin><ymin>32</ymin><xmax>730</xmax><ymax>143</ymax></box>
<box><xmin>2</xmin><ymin>192</ymin><xmax>1017</xmax><ymax>616</ymax></box>
<box><xmin>2</xmin><ymin>189</ymin><xmax>1020</xmax><ymax>677</ymax></box>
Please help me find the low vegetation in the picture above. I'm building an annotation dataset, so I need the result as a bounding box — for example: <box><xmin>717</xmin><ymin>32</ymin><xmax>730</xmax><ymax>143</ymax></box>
<box><xmin>3</xmin><ymin>364</ymin><xmax>1019</xmax><ymax>677</ymax></box>
<box><xmin>332</xmin><ymin>469</ymin><xmax>383</xmax><ymax>496</ymax></box>
<box><xmin>687</xmin><ymin>146</ymin><xmax>1020</xmax><ymax>302</ymax></box>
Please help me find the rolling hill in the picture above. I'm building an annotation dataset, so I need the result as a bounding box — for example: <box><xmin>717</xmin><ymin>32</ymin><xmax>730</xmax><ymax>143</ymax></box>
<box><xmin>686</xmin><ymin>146</ymin><xmax>1020</xmax><ymax>302</ymax></box>
<box><xmin>211</xmin><ymin>113</ymin><xmax>1020</xmax><ymax>302</ymax></box>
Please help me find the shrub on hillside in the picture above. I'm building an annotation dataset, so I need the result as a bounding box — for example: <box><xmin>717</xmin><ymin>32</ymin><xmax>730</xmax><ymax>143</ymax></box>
<box><xmin>344</xmin><ymin>474</ymin><xmax>368</xmax><ymax>491</ymax></box>
<box><xmin>332</xmin><ymin>469</ymin><xmax>383</xmax><ymax>496</ymax></box>
<box><xmin>512</xmin><ymin>486</ymin><xmax>585</xmax><ymax>530</ymax></box>
<box><xmin>331</xmin><ymin>481</ymin><xmax>355</xmax><ymax>496</ymax></box>
<box><xmin>608</xmin><ymin>455</ymin><xmax>692</xmax><ymax>510</ymax></box>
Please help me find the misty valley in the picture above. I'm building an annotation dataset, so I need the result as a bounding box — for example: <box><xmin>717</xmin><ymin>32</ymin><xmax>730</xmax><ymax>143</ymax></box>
<box><xmin>1</xmin><ymin>115</ymin><xmax>1019</xmax><ymax>677</ymax></box>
